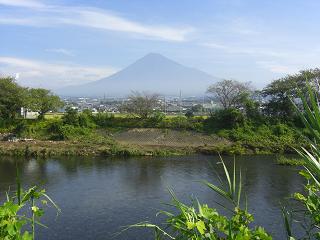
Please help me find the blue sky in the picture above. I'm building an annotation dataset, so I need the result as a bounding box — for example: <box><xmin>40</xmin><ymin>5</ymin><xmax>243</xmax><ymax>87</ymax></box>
<box><xmin>0</xmin><ymin>0</ymin><xmax>320</xmax><ymax>89</ymax></box>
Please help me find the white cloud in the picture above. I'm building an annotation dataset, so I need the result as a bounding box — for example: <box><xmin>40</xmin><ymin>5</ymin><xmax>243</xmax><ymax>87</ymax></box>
<box><xmin>0</xmin><ymin>17</ymin><xmax>42</xmax><ymax>26</ymax></box>
<box><xmin>0</xmin><ymin>1</ymin><xmax>193</xmax><ymax>42</ymax></box>
<box><xmin>61</xmin><ymin>9</ymin><xmax>193</xmax><ymax>42</ymax></box>
<box><xmin>256</xmin><ymin>61</ymin><xmax>298</xmax><ymax>74</ymax></box>
<box><xmin>0</xmin><ymin>56</ymin><xmax>118</xmax><ymax>89</ymax></box>
<box><xmin>45</xmin><ymin>48</ymin><xmax>74</xmax><ymax>56</ymax></box>
<box><xmin>0</xmin><ymin>0</ymin><xmax>45</xmax><ymax>8</ymax></box>
<box><xmin>202</xmin><ymin>42</ymin><xmax>285</xmax><ymax>57</ymax></box>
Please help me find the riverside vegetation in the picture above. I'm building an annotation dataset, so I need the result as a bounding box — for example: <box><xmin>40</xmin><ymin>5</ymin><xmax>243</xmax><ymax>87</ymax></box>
<box><xmin>1</xmin><ymin>69</ymin><xmax>319</xmax><ymax>157</ymax></box>
<box><xmin>126</xmin><ymin>84</ymin><xmax>320</xmax><ymax>239</ymax></box>
<box><xmin>0</xmin><ymin>169</ymin><xmax>60</xmax><ymax>240</ymax></box>
<box><xmin>0</xmin><ymin>75</ymin><xmax>320</xmax><ymax>238</ymax></box>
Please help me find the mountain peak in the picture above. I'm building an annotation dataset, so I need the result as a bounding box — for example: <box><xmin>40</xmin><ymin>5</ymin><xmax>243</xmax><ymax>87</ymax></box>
<box><xmin>138</xmin><ymin>52</ymin><xmax>176</xmax><ymax>63</ymax></box>
<box><xmin>144</xmin><ymin>52</ymin><xmax>164</xmax><ymax>58</ymax></box>
<box><xmin>57</xmin><ymin>53</ymin><xmax>219</xmax><ymax>97</ymax></box>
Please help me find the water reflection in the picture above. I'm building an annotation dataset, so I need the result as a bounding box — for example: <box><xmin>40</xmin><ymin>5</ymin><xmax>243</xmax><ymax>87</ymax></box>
<box><xmin>0</xmin><ymin>155</ymin><xmax>304</xmax><ymax>240</ymax></box>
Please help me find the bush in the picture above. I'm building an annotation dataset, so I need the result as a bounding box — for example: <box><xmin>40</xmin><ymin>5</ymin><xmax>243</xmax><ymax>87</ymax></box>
<box><xmin>93</xmin><ymin>112</ymin><xmax>115</xmax><ymax>127</ymax></box>
<box><xmin>185</xmin><ymin>110</ymin><xmax>194</xmax><ymax>118</ymax></box>
<box><xmin>62</xmin><ymin>108</ymin><xmax>79</xmax><ymax>126</ymax></box>
<box><xmin>205</xmin><ymin>108</ymin><xmax>245</xmax><ymax>131</ymax></box>
<box><xmin>50</xmin><ymin>125</ymin><xmax>92</xmax><ymax>140</ymax></box>
<box><xmin>157</xmin><ymin>116</ymin><xmax>204</xmax><ymax>131</ymax></box>
<box><xmin>147</xmin><ymin>111</ymin><xmax>165</xmax><ymax>126</ymax></box>
<box><xmin>62</xmin><ymin>108</ymin><xmax>96</xmax><ymax>128</ymax></box>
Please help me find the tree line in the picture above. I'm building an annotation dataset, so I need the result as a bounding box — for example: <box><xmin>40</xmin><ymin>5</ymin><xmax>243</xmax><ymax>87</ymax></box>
<box><xmin>0</xmin><ymin>77</ymin><xmax>63</xmax><ymax>121</ymax></box>
<box><xmin>1</xmin><ymin>68</ymin><xmax>320</xmax><ymax>126</ymax></box>
<box><xmin>124</xmin><ymin>68</ymin><xmax>320</xmax><ymax>127</ymax></box>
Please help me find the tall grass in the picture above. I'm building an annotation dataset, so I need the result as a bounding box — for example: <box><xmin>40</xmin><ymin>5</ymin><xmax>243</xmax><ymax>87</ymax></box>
<box><xmin>128</xmin><ymin>157</ymin><xmax>271</xmax><ymax>239</ymax></box>
<box><xmin>0</xmin><ymin>167</ymin><xmax>60</xmax><ymax>239</ymax></box>
<box><xmin>292</xmin><ymin>84</ymin><xmax>320</xmax><ymax>183</ymax></box>
<box><xmin>284</xmin><ymin>83</ymin><xmax>320</xmax><ymax>239</ymax></box>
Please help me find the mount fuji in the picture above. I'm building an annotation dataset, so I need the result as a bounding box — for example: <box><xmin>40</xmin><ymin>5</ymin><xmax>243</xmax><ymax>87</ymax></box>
<box><xmin>56</xmin><ymin>53</ymin><xmax>219</xmax><ymax>97</ymax></box>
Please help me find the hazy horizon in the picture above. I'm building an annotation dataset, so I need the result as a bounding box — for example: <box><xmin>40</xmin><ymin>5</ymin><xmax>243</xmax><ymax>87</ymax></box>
<box><xmin>1</xmin><ymin>0</ymin><xmax>320</xmax><ymax>91</ymax></box>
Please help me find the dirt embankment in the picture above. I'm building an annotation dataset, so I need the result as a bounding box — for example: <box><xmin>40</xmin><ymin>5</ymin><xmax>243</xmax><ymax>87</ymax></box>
<box><xmin>0</xmin><ymin>128</ymin><xmax>234</xmax><ymax>158</ymax></box>
<box><xmin>113</xmin><ymin>128</ymin><xmax>231</xmax><ymax>148</ymax></box>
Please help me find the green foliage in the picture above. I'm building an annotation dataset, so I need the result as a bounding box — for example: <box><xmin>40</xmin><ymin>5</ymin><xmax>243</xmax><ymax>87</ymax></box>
<box><xmin>205</xmin><ymin>108</ymin><xmax>245</xmax><ymax>131</ymax></box>
<box><xmin>62</xmin><ymin>108</ymin><xmax>95</xmax><ymax>128</ymax></box>
<box><xmin>62</xmin><ymin>108</ymin><xmax>79</xmax><ymax>126</ymax></box>
<box><xmin>185</xmin><ymin>110</ymin><xmax>194</xmax><ymax>118</ymax></box>
<box><xmin>261</xmin><ymin>68</ymin><xmax>320</xmax><ymax>122</ymax></box>
<box><xmin>207</xmin><ymin>79</ymin><xmax>251</xmax><ymax>109</ymax></box>
<box><xmin>217</xmin><ymin>123</ymin><xmax>301</xmax><ymax>154</ymax></box>
<box><xmin>131</xmin><ymin>159</ymin><xmax>272</xmax><ymax>239</ymax></box>
<box><xmin>47</xmin><ymin>124</ymin><xmax>92</xmax><ymax>141</ymax></box>
<box><xmin>147</xmin><ymin>111</ymin><xmax>166</xmax><ymax>125</ymax></box>
<box><xmin>13</xmin><ymin>121</ymin><xmax>30</xmax><ymax>137</ymax></box>
<box><xmin>276</xmin><ymin>156</ymin><xmax>304</xmax><ymax>166</ymax></box>
<box><xmin>0</xmin><ymin>77</ymin><xmax>63</xmax><ymax>122</ymax></box>
<box><xmin>243</xmin><ymin>95</ymin><xmax>264</xmax><ymax>124</ymax></box>
<box><xmin>283</xmin><ymin>82</ymin><xmax>320</xmax><ymax>239</ymax></box>
<box><xmin>0</xmin><ymin>169</ymin><xmax>60</xmax><ymax>240</ymax></box>
<box><xmin>92</xmin><ymin>112</ymin><xmax>115</xmax><ymax>127</ymax></box>
<box><xmin>191</xmin><ymin>104</ymin><xmax>204</xmax><ymax>113</ymax></box>
<box><xmin>158</xmin><ymin>116</ymin><xmax>204</xmax><ymax>131</ymax></box>
<box><xmin>293</xmin><ymin>171</ymin><xmax>320</xmax><ymax>236</ymax></box>
<box><xmin>0</xmin><ymin>77</ymin><xmax>27</xmax><ymax>121</ymax></box>
<box><xmin>27</xmin><ymin>88</ymin><xmax>63</xmax><ymax>118</ymax></box>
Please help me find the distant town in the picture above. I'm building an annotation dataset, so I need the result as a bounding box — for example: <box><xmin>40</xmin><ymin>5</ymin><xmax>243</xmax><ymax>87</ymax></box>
<box><xmin>61</xmin><ymin>95</ymin><xmax>218</xmax><ymax>115</ymax></box>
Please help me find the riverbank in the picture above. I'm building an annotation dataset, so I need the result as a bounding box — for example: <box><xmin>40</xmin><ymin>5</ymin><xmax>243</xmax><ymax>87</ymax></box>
<box><xmin>0</xmin><ymin>127</ymin><xmax>298</xmax><ymax>158</ymax></box>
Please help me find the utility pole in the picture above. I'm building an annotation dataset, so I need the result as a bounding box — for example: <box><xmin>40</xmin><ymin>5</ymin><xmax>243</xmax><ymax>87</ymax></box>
<box><xmin>202</xmin><ymin>95</ymin><xmax>205</xmax><ymax>116</ymax></box>
<box><xmin>179</xmin><ymin>90</ymin><xmax>182</xmax><ymax>115</ymax></box>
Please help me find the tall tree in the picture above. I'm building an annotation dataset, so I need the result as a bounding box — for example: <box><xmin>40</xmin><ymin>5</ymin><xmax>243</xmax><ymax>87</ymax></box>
<box><xmin>121</xmin><ymin>91</ymin><xmax>160</xmax><ymax>118</ymax></box>
<box><xmin>0</xmin><ymin>77</ymin><xmax>27</xmax><ymax>120</ymax></box>
<box><xmin>207</xmin><ymin>79</ymin><xmax>251</xmax><ymax>109</ymax></box>
<box><xmin>261</xmin><ymin>68</ymin><xmax>320</xmax><ymax>121</ymax></box>
<box><xmin>27</xmin><ymin>88</ymin><xmax>64</xmax><ymax>118</ymax></box>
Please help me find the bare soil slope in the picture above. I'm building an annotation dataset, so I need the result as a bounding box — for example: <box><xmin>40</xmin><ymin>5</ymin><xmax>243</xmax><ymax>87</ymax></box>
<box><xmin>113</xmin><ymin>128</ymin><xmax>230</xmax><ymax>148</ymax></box>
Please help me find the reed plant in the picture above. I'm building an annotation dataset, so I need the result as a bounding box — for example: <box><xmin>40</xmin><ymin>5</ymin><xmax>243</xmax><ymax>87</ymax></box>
<box><xmin>283</xmin><ymin>83</ymin><xmax>320</xmax><ymax>239</ymax></box>
<box><xmin>0</xmin><ymin>168</ymin><xmax>60</xmax><ymax>239</ymax></box>
<box><xmin>129</xmin><ymin>156</ymin><xmax>271</xmax><ymax>239</ymax></box>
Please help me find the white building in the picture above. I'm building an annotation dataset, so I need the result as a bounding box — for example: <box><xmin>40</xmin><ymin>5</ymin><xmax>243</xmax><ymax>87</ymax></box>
<box><xmin>21</xmin><ymin>108</ymin><xmax>39</xmax><ymax>119</ymax></box>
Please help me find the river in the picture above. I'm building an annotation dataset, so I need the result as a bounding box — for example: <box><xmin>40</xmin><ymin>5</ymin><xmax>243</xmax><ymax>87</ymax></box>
<box><xmin>0</xmin><ymin>155</ymin><xmax>304</xmax><ymax>239</ymax></box>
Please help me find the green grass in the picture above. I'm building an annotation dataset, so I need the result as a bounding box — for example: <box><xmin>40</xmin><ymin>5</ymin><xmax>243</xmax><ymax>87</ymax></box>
<box><xmin>276</xmin><ymin>156</ymin><xmax>304</xmax><ymax>166</ymax></box>
<box><xmin>44</xmin><ymin>112</ymin><xmax>64</xmax><ymax>119</ymax></box>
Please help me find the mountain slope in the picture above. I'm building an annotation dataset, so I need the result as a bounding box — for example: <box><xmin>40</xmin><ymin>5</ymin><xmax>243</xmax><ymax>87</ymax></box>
<box><xmin>57</xmin><ymin>53</ymin><xmax>218</xmax><ymax>97</ymax></box>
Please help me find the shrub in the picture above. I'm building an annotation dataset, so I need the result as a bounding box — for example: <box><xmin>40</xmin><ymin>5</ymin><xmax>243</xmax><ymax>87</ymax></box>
<box><xmin>62</xmin><ymin>108</ymin><xmax>79</xmax><ymax>126</ymax></box>
<box><xmin>205</xmin><ymin>108</ymin><xmax>245</xmax><ymax>131</ymax></box>
<box><xmin>93</xmin><ymin>112</ymin><xmax>115</xmax><ymax>127</ymax></box>
<box><xmin>185</xmin><ymin>110</ymin><xmax>194</xmax><ymax>118</ymax></box>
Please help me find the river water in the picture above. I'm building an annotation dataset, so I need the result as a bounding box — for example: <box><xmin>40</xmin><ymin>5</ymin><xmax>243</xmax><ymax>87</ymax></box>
<box><xmin>0</xmin><ymin>155</ymin><xmax>304</xmax><ymax>239</ymax></box>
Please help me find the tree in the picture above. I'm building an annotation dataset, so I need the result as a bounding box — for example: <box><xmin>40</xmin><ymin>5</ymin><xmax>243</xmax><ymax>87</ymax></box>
<box><xmin>261</xmin><ymin>68</ymin><xmax>320</xmax><ymax>121</ymax></box>
<box><xmin>0</xmin><ymin>77</ymin><xmax>27</xmax><ymax>120</ymax></box>
<box><xmin>207</xmin><ymin>108</ymin><xmax>245</xmax><ymax>130</ymax></box>
<box><xmin>185</xmin><ymin>110</ymin><xmax>194</xmax><ymax>118</ymax></box>
<box><xmin>121</xmin><ymin>91</ymin><xmax>160</xmax><ymax>119</ymax></box>
<box><xmin>27</xmin><ymin>88</ymin><xmax>64</xmax><ymax>118</ymax></box>
<box><xmin>191</xmin><ymin>104</ymin><xmax>203</xmax><ymax>113</ymax></box>
<box><xmin>207</xmin><ymin>79</ymin><xmax>251</xmax><ymax>109</ymax></box>
<box><xmin>62</xmin><ymin>107</ymin><xmax>79</xmax><ymax>126</ymax></box>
